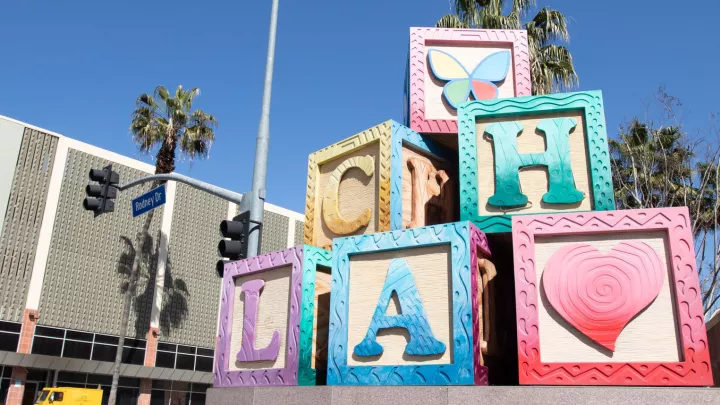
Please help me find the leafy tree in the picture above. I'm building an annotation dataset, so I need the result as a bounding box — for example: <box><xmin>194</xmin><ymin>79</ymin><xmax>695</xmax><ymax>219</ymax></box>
<box><xmin>437</xmin><ymin>0</ymin><xmax>578</xmax><ymax>95</ymax></box>
<box><xmin>107</xmin><ymin>85</ymin><xmax>217</xmax><ymax>405</ymax></box>
<box><xmin>609</xmin><ymin>87</ymin><xmax>720</xmax><ymax>316</ymax></box>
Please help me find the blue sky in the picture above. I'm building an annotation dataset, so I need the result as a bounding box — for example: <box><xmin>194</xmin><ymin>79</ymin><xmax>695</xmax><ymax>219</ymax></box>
<box><xmin>1</xmin><ymin>0</ymin><xmax>718</xmax><ymax>213</ymax></box>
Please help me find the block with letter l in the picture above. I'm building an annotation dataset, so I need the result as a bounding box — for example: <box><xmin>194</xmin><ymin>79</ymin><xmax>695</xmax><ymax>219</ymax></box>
<box><xmin>214</xmin><ymin>245</ymin><xmax>332</xmax><ymax>386</ymax></box>
<box><xmin>458</xmin><ymin>90</ymin><xmax>615</xmax><ymax>233</ymax></box>
<box><xmin>327</xmin><ymin>221</ymin><xmax>495</xmax><ymax>386</ymax></box>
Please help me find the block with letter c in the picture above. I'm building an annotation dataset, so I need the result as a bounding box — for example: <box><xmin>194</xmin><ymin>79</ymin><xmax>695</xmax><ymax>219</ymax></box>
<box><xmin>304</xmin><ymin>120</ymin><xmax>456</xmax><ymax>250</ymax></box>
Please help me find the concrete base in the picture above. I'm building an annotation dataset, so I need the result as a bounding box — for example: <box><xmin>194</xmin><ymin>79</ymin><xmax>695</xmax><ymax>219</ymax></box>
<box><xmin>207</xmin><ymin>386</ymin><xmax>720</xmax><ymax>405</ymax></box>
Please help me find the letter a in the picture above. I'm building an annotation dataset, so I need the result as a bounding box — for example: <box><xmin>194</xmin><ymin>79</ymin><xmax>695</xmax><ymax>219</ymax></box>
<box><xmin>236</xmin><ymin>279</ymin><xmax>281</xmax><ymax>362</ymax></box>
<box><xmin>354</xmin><ymin>259</ymin><xmax>446</xmax><ymax>357</ymax></box>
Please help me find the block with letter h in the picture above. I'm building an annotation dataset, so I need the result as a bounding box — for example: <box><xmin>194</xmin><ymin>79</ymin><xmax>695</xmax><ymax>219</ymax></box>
<box><xmin>458</xmin><ymin>90</ymin><xmax>615</xmax><ymax>233</ymax></box>
<box><xmin>214</xmin><ymin>245</ymin><xmax>332</xmax><ymax>386</ymax></box>
<box><xmin>327</xmin><ymin>221</ymin><xmax>497</xmax><ymax>385</ymax></box>
<box><xmin>304</xmin><ymin>120</ymin><xmax>456</xmax><ymax>250</ymax></box>
<box><xmin>512</xmin><ymin>207</ymin><xmax>713</xmax><ymax>386</ymax></box>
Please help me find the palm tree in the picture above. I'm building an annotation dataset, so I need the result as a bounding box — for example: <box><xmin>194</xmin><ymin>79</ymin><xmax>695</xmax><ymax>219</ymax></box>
<box><xmin>107</xmin><ymin>85</ymin><xmax>217</xmax><ymax>405</ymax></box>
<box><xmin>437</xmin><ymin>0</ymin><xmax>578</xmax><ymax>95</ymax></box>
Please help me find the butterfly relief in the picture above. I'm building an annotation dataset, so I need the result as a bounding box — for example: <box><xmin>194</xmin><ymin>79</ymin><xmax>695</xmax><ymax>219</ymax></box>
<box><xmin>427</xmin><ymin>49</ymin><xmax>511</xmax><ymax>109</ymax></box>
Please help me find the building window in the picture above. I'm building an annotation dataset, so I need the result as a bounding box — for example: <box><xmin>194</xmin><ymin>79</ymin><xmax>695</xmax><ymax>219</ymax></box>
<box><xmin>57</xmin><ymin>372</ymin><xmax>140</xmax><ymax>405</ymax></box>
<box><xmin>150</xmin><ymin>381</ymin><xmax>209</xmax><ymax>405</ymax></box>
<box><xmin>155</xmin><ymin>344</ymin><xmax>214</xmax><ymax>372</ymax></box>
<box><xmin>31</xmin><ymin>327</ymin><xmax>146</xmax><ymax>365</ymax></box>
<box><xmin>0</xmin><ymin>322</ymin><xmax>21</xmax><ymax>352</ymax></box>
<box><xmin>1</xmin><ymin>366</ymin><xmax>13</xmax><ymax>405</ymax></box>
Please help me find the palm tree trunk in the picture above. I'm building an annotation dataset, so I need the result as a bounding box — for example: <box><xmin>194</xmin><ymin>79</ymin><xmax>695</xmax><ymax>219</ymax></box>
<box><xmin>108</xmin><ymin>197</ymin><xmax>157</xmax><ymax>405</ymax></box>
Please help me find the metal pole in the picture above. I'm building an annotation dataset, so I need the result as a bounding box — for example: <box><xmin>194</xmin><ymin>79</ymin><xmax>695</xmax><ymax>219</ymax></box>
<box><xmin>246</xmin><ymin>0</ymin><xmax>279</xmax><ymax>258</ymax></box>
<box><xmin>117</xmin><ymin>172</ymin><xmax>244</xmax><ymax>204</ymax></box>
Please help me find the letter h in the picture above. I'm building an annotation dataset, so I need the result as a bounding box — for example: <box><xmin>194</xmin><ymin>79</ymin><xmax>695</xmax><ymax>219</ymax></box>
<box><xmin>485</xmin><ymin>118</ymin><xmax>585</xmax><ymax>208</ymax></box>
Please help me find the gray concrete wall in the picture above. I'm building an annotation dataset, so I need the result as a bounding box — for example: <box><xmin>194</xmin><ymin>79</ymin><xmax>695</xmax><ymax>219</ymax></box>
<box><xmin>161</xmin><ymin>183</ymin><xmax>227</xmax><ymax>347</ymax></box>
<box><xmin>207</xmin><ymin>386</ymin><xmax>720</xmax><ymax>405</ymax></box>
<box><xmin>0</xmin><ymin>127</ymin><xmax>57</xmax><ymax>322</ymax></box>
<box><xmin>38</xmin><ymin>148</ymin><xmax>162</xmax><ymax>337</ymax></box>
<box><xmin>0</xmin><ymin>117</ymin><xmax>25</xmax><ymax>235</ymax></box>
<box><xmin>293</xmin><ymin>220</ymin><xmax>304</xmax><ymax>246</ymax></box>
<box><xmin>260</xmin><ymin>210</ymin><xmax>289</xmax><ymax>254</ymax></box>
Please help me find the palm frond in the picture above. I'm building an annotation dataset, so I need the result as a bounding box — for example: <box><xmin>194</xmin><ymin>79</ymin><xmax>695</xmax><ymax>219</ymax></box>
<box><xmin>527</xmin><ymin>7</ymin><xmax>570</xmax><ymax>46</ymax></box>
<box><xmin>436</xmin><ymin>14</ymin><xmax>470</xmax><ymax>28</ymax></box>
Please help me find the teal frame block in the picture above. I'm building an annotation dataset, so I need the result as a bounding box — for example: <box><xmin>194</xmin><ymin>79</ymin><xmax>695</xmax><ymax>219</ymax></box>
<box><xmin>298</xmin><ymin>244</ymin><xmax>332</xmax><ymax>385</ymax></box>
<box><xmin>457</xmin><ymin>90</ymin><xmax>614</xmax><ymax>233</ymax></box>
<box><xmin>327</xmin><ymin>221</ymin><xmax>478</xmax><ymax>386</ymax></box>
<box><xmin>390</xmin><ymin>121</ymin><xmax>455</xmax><ymax>230</ymax></box>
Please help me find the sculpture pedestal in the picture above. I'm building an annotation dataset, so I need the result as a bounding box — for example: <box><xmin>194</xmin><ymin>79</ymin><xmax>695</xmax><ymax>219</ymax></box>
<box><xmin>207</xmin><ymin>386</ymin><xmax>720</xmax><ymax>405</ymax></box>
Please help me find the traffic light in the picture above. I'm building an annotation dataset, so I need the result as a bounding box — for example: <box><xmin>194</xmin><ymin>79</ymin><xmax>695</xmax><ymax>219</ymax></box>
<box><xmin>83</xmin><ymin>164</ymin><xmax>119</xmax><ymax>217</ymax></box>
<box><xmin>217</xmin><ymin>210</ymin><xmax>251</xmax><ymax>277</ymax></box>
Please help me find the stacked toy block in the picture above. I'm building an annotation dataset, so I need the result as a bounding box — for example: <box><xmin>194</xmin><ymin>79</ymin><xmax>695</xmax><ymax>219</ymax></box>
<box><xmin>213</xmin><ymin>26</ymin><xmax>713</xmax><ymax>388</ymax></box>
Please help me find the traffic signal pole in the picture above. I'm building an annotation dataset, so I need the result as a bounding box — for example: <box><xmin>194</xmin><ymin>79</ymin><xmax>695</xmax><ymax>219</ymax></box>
<box><xmin>116</xmin><ymin>172</ymin><xmax>244</xmax><ymax>204</ymax></box>
<box><xmin>246</xmin><ymin>0</ymin><xmax>280</xmax><ymax>259</ymax></box>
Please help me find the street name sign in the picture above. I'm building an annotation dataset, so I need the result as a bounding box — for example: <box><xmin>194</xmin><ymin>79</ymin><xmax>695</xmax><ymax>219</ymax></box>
<box><xmin>131</xmin><ymin>185</ymin><xmax>166</xmax><ymax>217</ymax></box>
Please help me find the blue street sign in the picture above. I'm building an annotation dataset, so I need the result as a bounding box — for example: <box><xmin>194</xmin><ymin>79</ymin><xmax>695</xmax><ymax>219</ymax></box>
<box><xmin>131</xmin><ymin>185</ymin><xmax>166</xmax><ymax>218</ymax></box>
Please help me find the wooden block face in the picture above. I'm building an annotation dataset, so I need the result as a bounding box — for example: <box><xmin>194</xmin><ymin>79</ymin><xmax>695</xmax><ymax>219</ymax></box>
<box><xmin>312</xmin><ymin>270</ymin><xmax>331</xmax><ymax>370</ymax></box>
<box><xmin>512</xmin><ymin>208</ymin><xmax>713</xmax><ymax>386</ymax></box>
<box><xmin>298</xmin><ymin>245</ymin><xmax>332</xmax><ymax>386</ymax></box>
<box><xmin>475</xmin><ymin>110</ymin><xmax>593</xmax><ymax>216</ymax></box>
<box><xmin>406</xmin><ymin>27</ymin><xmax>531</xmax><ymax>134</ymax></box>
<box><xmin>459</xmin><ymin>91</ymin><xmax>615</xmax><ymax>234</ymax></box>
<box><xmin>316</xmin><ymin>143</ymin><xmax>381</xmax><ymax>249</ymax></box>
<box><xmin>327</xmin><ymin>222</ymin><xmax>491</xmax><ymax>386</ymax></box>
<box><xmin>535</xmin><ymin>232</ymin><xmax>679</xmax><ymax>362</ymax></box>
<box><xmin>215</xmin><ymin>248</ymin><xmax>304</xmax><ymax>387</ymax></box>
<box><xmin>304</xmin><ymin>121</ymin><xmax>392</xmax><ymax>250</ymax></box>
<box><xmin>347</xmin><ymin>245</ymin><xmax>453</xmax><ymax>366</ymax></box>
<box><xmin>229</xmin><ymin>265</ymin><xmax>292</xmax><ymax>371</ymax></box>
<box><xmin>424</xmin><ymin>44</ymin><xmax>517</xmax><ymax>122</ymax></box>
<box><xmin>401</xmin><ymin>146</ymin><xmax>454</xmax><ymax>229</ymax></box>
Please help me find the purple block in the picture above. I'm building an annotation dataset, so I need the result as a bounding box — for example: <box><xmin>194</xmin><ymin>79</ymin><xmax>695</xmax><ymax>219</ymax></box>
<box><xmin>214</xmin><ymin>247</ymin><xmax>302</xmax><ymax>387</ymax></box>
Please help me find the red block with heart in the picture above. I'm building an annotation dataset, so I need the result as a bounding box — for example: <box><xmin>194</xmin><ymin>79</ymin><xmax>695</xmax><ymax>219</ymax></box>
<box><xmin>512</xmin><ymin>207</ymin><xmax>713</xmax><ymax>386</ymax></box>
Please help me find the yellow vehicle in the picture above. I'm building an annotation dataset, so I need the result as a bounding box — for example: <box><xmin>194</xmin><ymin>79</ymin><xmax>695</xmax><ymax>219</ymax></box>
<box><xmin>35</xmin><ymin>387</ymin><xmax>103</xmax><ymax>405</ymax></box>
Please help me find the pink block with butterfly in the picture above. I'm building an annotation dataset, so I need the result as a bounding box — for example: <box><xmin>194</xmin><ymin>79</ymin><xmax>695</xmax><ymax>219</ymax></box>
<box><xmin>405</xmin><ymin>27</ymin><xmax>531</xmax><ymax>135</ymax></box>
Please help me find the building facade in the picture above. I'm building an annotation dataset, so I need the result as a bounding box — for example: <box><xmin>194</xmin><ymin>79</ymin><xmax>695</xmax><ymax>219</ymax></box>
<box><xmin>0</xmin><ymin>116</ymin><xmax>305</xmax><ymax>405</ymax></box>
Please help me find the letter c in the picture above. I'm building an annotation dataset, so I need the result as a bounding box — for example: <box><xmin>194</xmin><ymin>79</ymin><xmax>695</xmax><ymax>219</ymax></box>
<box><xmin>322</xmin><ymin>155</ymin><xmax>375</xmax><ymax>235</ymax></box>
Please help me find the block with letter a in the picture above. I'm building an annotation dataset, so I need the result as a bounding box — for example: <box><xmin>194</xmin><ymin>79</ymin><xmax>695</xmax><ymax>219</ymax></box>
<box><xmin>327</xmin><ymin>221</ymin><xmax>495</xmax><ymax>386</ymax></box>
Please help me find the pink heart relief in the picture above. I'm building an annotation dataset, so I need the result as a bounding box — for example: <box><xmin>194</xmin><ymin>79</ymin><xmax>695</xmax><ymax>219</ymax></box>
<box><xmin>542</xmin><ymin>241</ymin><xmax>664</xmax><ymax>351</ymax></box>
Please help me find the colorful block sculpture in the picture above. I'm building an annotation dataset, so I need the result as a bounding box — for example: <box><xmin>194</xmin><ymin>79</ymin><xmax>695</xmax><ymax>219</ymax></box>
<box><xmin>303</xmin><ymin>120</ymin><xmax>455</xmax><ymax>250</ymax></box>
<box><xmin>214</xmin><ymin>245</ymin><xmax>332</xmax><ymax>386</ymax></box>
<box><xmin>405</xmin><ymin>27</ymin><xmax>531</xmax><ymax>134</ymax></box>
<box><xmin>512</xmin><ymin>207</ymin><xmax>713</xmax><ymax>386</ymax></box>
<box><xmin>327</xmin><ymin>221</ymin><xmax>493</xmax><ymax>385</ymax></box>
<box><xmin>458</xmin><ymin>90</ymin><xmax>614</xmax><ymax>233</ymax></box>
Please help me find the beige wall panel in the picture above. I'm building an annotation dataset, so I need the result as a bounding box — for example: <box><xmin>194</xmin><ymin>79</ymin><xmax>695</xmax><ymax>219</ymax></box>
<box><xmin>315</xmin><ymin>144</ymin><xmax>380</xmax><ymax>250</ymax></box>
<box><xmin>347</xmin><ymin>245</ymin><xmax>452</xmax><ymax>366</ymax></box>
<box><xmin>229</xmin><ymin>265</ymin><xmax>292</xmax><ymax>371</ymax></box>
<box><xmin>476</xmin><ymin>110</ymin><xmax>593</xmax><ymax>216</ymax></box>
<box><xmin>535</xmin><ymin>231</ymin><xmax>681</xmax><ymax>363</ymax></box>
<box><xmin>425</xmin><ymin>44</ymin><xmax>515</xmax><ymax>121</ymax></box>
